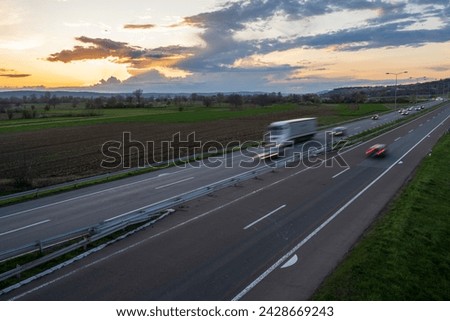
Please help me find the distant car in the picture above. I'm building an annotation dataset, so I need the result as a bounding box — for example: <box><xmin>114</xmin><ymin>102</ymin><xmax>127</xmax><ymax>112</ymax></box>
<box><xmin>372</xmin><ymin>114</ymin><xmax>379</xmax><ymax>120</ymax></box>
<box><xmin>421</xmin><ymin>105</ymin><xmax>425</xmax><ymax>109</ymax></box>
<box><xmin>408</xmin><ymin>107</ymin><xmax>413</xmax><ymax>111</ymax></box>
<box><xmin>415</xmin><ymin>107</ymin><xmax>421</xmax><ymax>111</ymax></box>
<box><xmin>331</xmin><ymin>126</ymin><xmax>347</xmax><ymax>136</ymax></box>
<box><xmin>398</xmin><ymin>109</ymin><xmax>404</xmax><ymax>113</ymax></box>
<box><xmin>402</xmin><ymin>110</ymin><xmax>409</xmax><ymax>115</ymax></box>
<box><xmin>366</xmin><ymin>144</ymin><xmax>387</xmax><ymax>157</ymax></box>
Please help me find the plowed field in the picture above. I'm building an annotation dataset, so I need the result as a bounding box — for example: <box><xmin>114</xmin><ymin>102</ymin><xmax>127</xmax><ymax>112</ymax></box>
<box><xmin>0</xmin><ymin>108</ymin><xmax>322</xmax><ymax>193</ymax></box>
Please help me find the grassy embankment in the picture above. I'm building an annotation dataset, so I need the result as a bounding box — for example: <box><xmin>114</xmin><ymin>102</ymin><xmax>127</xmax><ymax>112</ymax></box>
<box><xmin>313</xmin><ymin>133</ymin><xmax>450</xmax><ymax>300</ymax></box>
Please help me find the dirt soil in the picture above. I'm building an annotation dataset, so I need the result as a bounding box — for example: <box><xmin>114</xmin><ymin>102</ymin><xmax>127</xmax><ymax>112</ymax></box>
<box><xmin>0</xmin><ymin>109</ymin><xmax>320</xmax><ymax>193</ymax></box>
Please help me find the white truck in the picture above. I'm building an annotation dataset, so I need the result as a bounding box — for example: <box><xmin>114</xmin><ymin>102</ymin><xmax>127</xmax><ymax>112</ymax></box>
<box><xmin>258</xmin><ymin>117</ymin><xmax>317</xmax><ymax>159</ymax></box>
<box><xmin>264</xmin><ymin>117</ymin><xmax>317</xmax><ymax>147</ymax></box>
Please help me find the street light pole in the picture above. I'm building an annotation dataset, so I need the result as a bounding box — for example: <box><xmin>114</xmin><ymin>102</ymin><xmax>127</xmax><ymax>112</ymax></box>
<box><xmin>386</xmin><ymin>71</ymin><xmax>408</xmax><ymax>109</ymax></box>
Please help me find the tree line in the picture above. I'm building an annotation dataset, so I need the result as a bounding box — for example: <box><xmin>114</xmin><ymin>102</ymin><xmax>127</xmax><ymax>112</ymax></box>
<box><xmin>0</xmin><ymin>90</ymin><xmax>325</xmax><ymax>112</ymax></box>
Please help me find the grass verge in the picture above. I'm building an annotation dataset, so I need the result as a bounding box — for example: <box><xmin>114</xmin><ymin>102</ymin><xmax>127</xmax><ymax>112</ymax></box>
<box><xmin>313</xmin><ymin>133</ymin><xmax>450</xmax><ymax>300</ymax></box>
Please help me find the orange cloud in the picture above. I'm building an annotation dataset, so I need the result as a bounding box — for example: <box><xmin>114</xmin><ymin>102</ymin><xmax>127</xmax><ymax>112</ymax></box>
<box><xmin>46</xmin><ymin>36</ymin><xmax>196</xmax><ymax>71</ymax></box>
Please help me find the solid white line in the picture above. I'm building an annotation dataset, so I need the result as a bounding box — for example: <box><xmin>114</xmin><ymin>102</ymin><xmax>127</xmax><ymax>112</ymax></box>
<box><xmin>232</xmin><ymin>113</ymin><xmax>450</xmax><ymax>301</ymax></box>
<box><xmin>0</xmin><ymin>220</ymin><xmax>51</xmax><ymax>237</ymax></box>
<box><xmin>395</xmin><ymin>137</ymin><xmax>401</xmax><ymax>142</ymax></box>
<box><xmin>244</xmin><ymin>205</ymin><xmax>286</xmax><ymax>230</ymax></box>
<box><xmin>332</xmin><ymin>167</ymin><xmax>350</xmax><ymax>179</ymax></box>
<box><xmin>155</xmin><ymin>177</ymin><xmax>194</xmax><ymax>190</ymax></box>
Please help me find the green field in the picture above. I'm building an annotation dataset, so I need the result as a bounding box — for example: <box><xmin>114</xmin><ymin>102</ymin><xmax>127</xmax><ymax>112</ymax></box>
<box><xmin>0</xmin><ymin>102</ymin><xmax>391</xmax><ymax>134</ymax></box>
<box><xmin>313</xmin><ymin>133</ymin><xmax>450</xmax><ymax>300</ymax></box>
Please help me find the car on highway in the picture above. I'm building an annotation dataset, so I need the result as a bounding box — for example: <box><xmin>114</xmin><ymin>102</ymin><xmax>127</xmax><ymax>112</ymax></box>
<box><xmin>372</xmin><ymin>114</ymin><xmax>379</xmax><ymax>120</ymax></box>
<box><xmin>402</xmin><ymin>110</ymin><xmax>409</xmax><ymax>115</ymax></box>
<box><xmin>331</xmin><ymin>126</ymin><xmax>347</xmax><ymax>136</ymax></box>
<box><xmin>366</xmin><ymin>144</ymin><xmax>387</xmax><ymax>158</ymax></box>
<box><xmin>415</xmin><ymin>107</ymin><xmax>421</xmax><ymax>111</ymax></box>
<box><xmin>421</xmin><ymin>105</ymin><xmax>425</xmax><ymax>109</ymax></box>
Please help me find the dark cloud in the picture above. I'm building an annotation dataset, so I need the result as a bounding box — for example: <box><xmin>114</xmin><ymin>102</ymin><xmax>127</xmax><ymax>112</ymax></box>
<box><xmin>0</xmin><ymin>68</ymin><xmax>31</xmax><ymax>78</ymax></box>
<box><xmin>123</xmin><ymin>24</ymin><xmax>156</xmax><ymax>29</ymax></box>
<box><xmin>176</xmin><ymin>0</ymin><xmax>450</xmax><ymax>73</ymax></box>
<box><xmin>427</xmin><ymin>65</ymin><xmax>450</xmax><ymax>72</ymax></box>
<box><xmin>269</xmin><ymin>22</ymin><xmax>450</xmax><ymax>52</ymax></box>
<box><xmin>121</xmin><ymin>68</ymin><xmax>295</xmax><ymax>93</ymax></box>
<box><xmin>47</xmin><ymin>1</ymin><xmax>449</xmax><ymax>74</ymax></box>
<box><xmin>98</xmin><ymin>76</ymin><xmax>122</xmax><ymax>85</ymax></box>
<box><xmin>47</xmin><ymin>36</ymin><xmax>197</xmax><ymax>69</ymax></box>
<box><xmin>0</xmin><ymin>73</ymin><xmax>31</xmax><ymax>78</ymax></box>
<box><xmin>44</xmin><ymin>0</ymin><xmax>449</xmax><ymax>93</ymax></box>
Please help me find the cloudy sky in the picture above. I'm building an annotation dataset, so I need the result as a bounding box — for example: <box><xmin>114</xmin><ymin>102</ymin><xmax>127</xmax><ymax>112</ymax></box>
<box><xmin>1</xmin><ymin>0</ymin><xmax>449</xmax><ymax>93</ymax></box>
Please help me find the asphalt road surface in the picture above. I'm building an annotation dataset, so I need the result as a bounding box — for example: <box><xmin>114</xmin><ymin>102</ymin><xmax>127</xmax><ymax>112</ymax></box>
<box><xmin>1</xmin><ymin>101</ymin><xmax>448</xmax><ymax>300</ymax></box>
<box><xmin>0</xmin><ymin>101</ymin><xmax>439</xmax><ymax>253</ymax></box>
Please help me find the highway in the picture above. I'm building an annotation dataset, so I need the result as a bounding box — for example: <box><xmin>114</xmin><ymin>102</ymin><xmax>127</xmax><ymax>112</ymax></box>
<box><xmin>0</xmin><ymin>101</ymin><xmax>438</xmax><ymax>253</ymax></box>
<box><xmin>1</xmin><ymin>101</ymin><xmax>448</xmax><ymax>300</ymax></box>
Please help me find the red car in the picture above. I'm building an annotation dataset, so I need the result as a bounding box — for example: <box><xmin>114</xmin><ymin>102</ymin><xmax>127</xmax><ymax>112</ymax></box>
<box><xmin>366</xmin><ymin>144</ymin><xmax>387</xmax><ymax>157</ymax></box>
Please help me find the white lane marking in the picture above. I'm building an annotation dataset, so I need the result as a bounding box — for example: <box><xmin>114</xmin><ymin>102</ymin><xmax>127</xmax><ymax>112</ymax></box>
<box><xmin>155</xmin><ymin>177</ymin><xmax>194</xmax><ymax>190</ymax></box>
<box><xmin>419</xmin><ymin>124</ymin><xmax>423</xmax><ymax>126</ymax></box>
<box><xmin>332</xmin><ymin>167</ymin><xmax>350</xmax><ymax>179</ymax></box>
<box><xmin>354</xmin><ymin>126</ymin><xmax>361</xmax><ymax>130</ymax></box>
<box><xmin>0</xmin><ymin>220</ymin><xmax>51</xmax><ymax>237</ymax></box>
<box><xmin>1</xmin><ymin>172</ymin><xmax>186</xmax><ymax>219</ymax></box>
<box><xmin>394</xmin><ymin>137</ymin><xmax>401</xmax><ymax>142</ymax></box>
<box><xmin>232</xmin><ymin>114</ymin><xmax>450</xmax><ymax>301</ymax></box>
<box><xmin>244</xmin><ymin>205</ymin><xmax>286</xmax><ymax>230</ymax></box>
<box><xmin>409</xmin><ymin>129</ymin><xmax>414</xmax><ymax>133</ymax></box>
<box><xmin>281</xmin><ymin>255</ymin><xmax>298</xmax><ymax>269</ymax></box>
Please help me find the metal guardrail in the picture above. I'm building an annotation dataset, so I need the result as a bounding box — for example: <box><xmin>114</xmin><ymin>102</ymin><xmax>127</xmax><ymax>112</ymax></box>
<box><xmin>0</xmin><ymin>144</ymin><xmax>254</xmax><ymax>203</ymax></box>
<box><xmin>0</xmin><ymin>227</ymin><xmax>91</xmax><ymax>263</ymax></box>
<box><xmin>0</xmin><ymin>160</ymin><xmax>174</xmax><ymax>203</ymax></box>
<box><xmin>0</xmin><ymin>209</ymin><xmax>171</xmax><ymax>283</ymax></box>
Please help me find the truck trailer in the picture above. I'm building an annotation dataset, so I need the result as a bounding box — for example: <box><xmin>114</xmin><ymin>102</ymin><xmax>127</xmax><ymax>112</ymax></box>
<box><xmin>264</xmin><ymin>117</ymin><xmax>317</xmax><ymax>147</ymax></box>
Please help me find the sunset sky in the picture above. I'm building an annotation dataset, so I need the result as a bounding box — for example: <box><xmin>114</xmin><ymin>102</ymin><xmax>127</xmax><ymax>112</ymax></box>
<box><xmin>1</xmin><ymin>0</ymin><xmax>449</xmax><ymax>93</ymax></box>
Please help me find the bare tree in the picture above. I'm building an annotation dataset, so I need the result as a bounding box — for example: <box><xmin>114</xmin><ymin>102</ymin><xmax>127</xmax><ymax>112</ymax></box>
<box><xmin>133</xmin><ymin>89</ymin><xmax>143</xmax><ymax>106</ymax></box>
